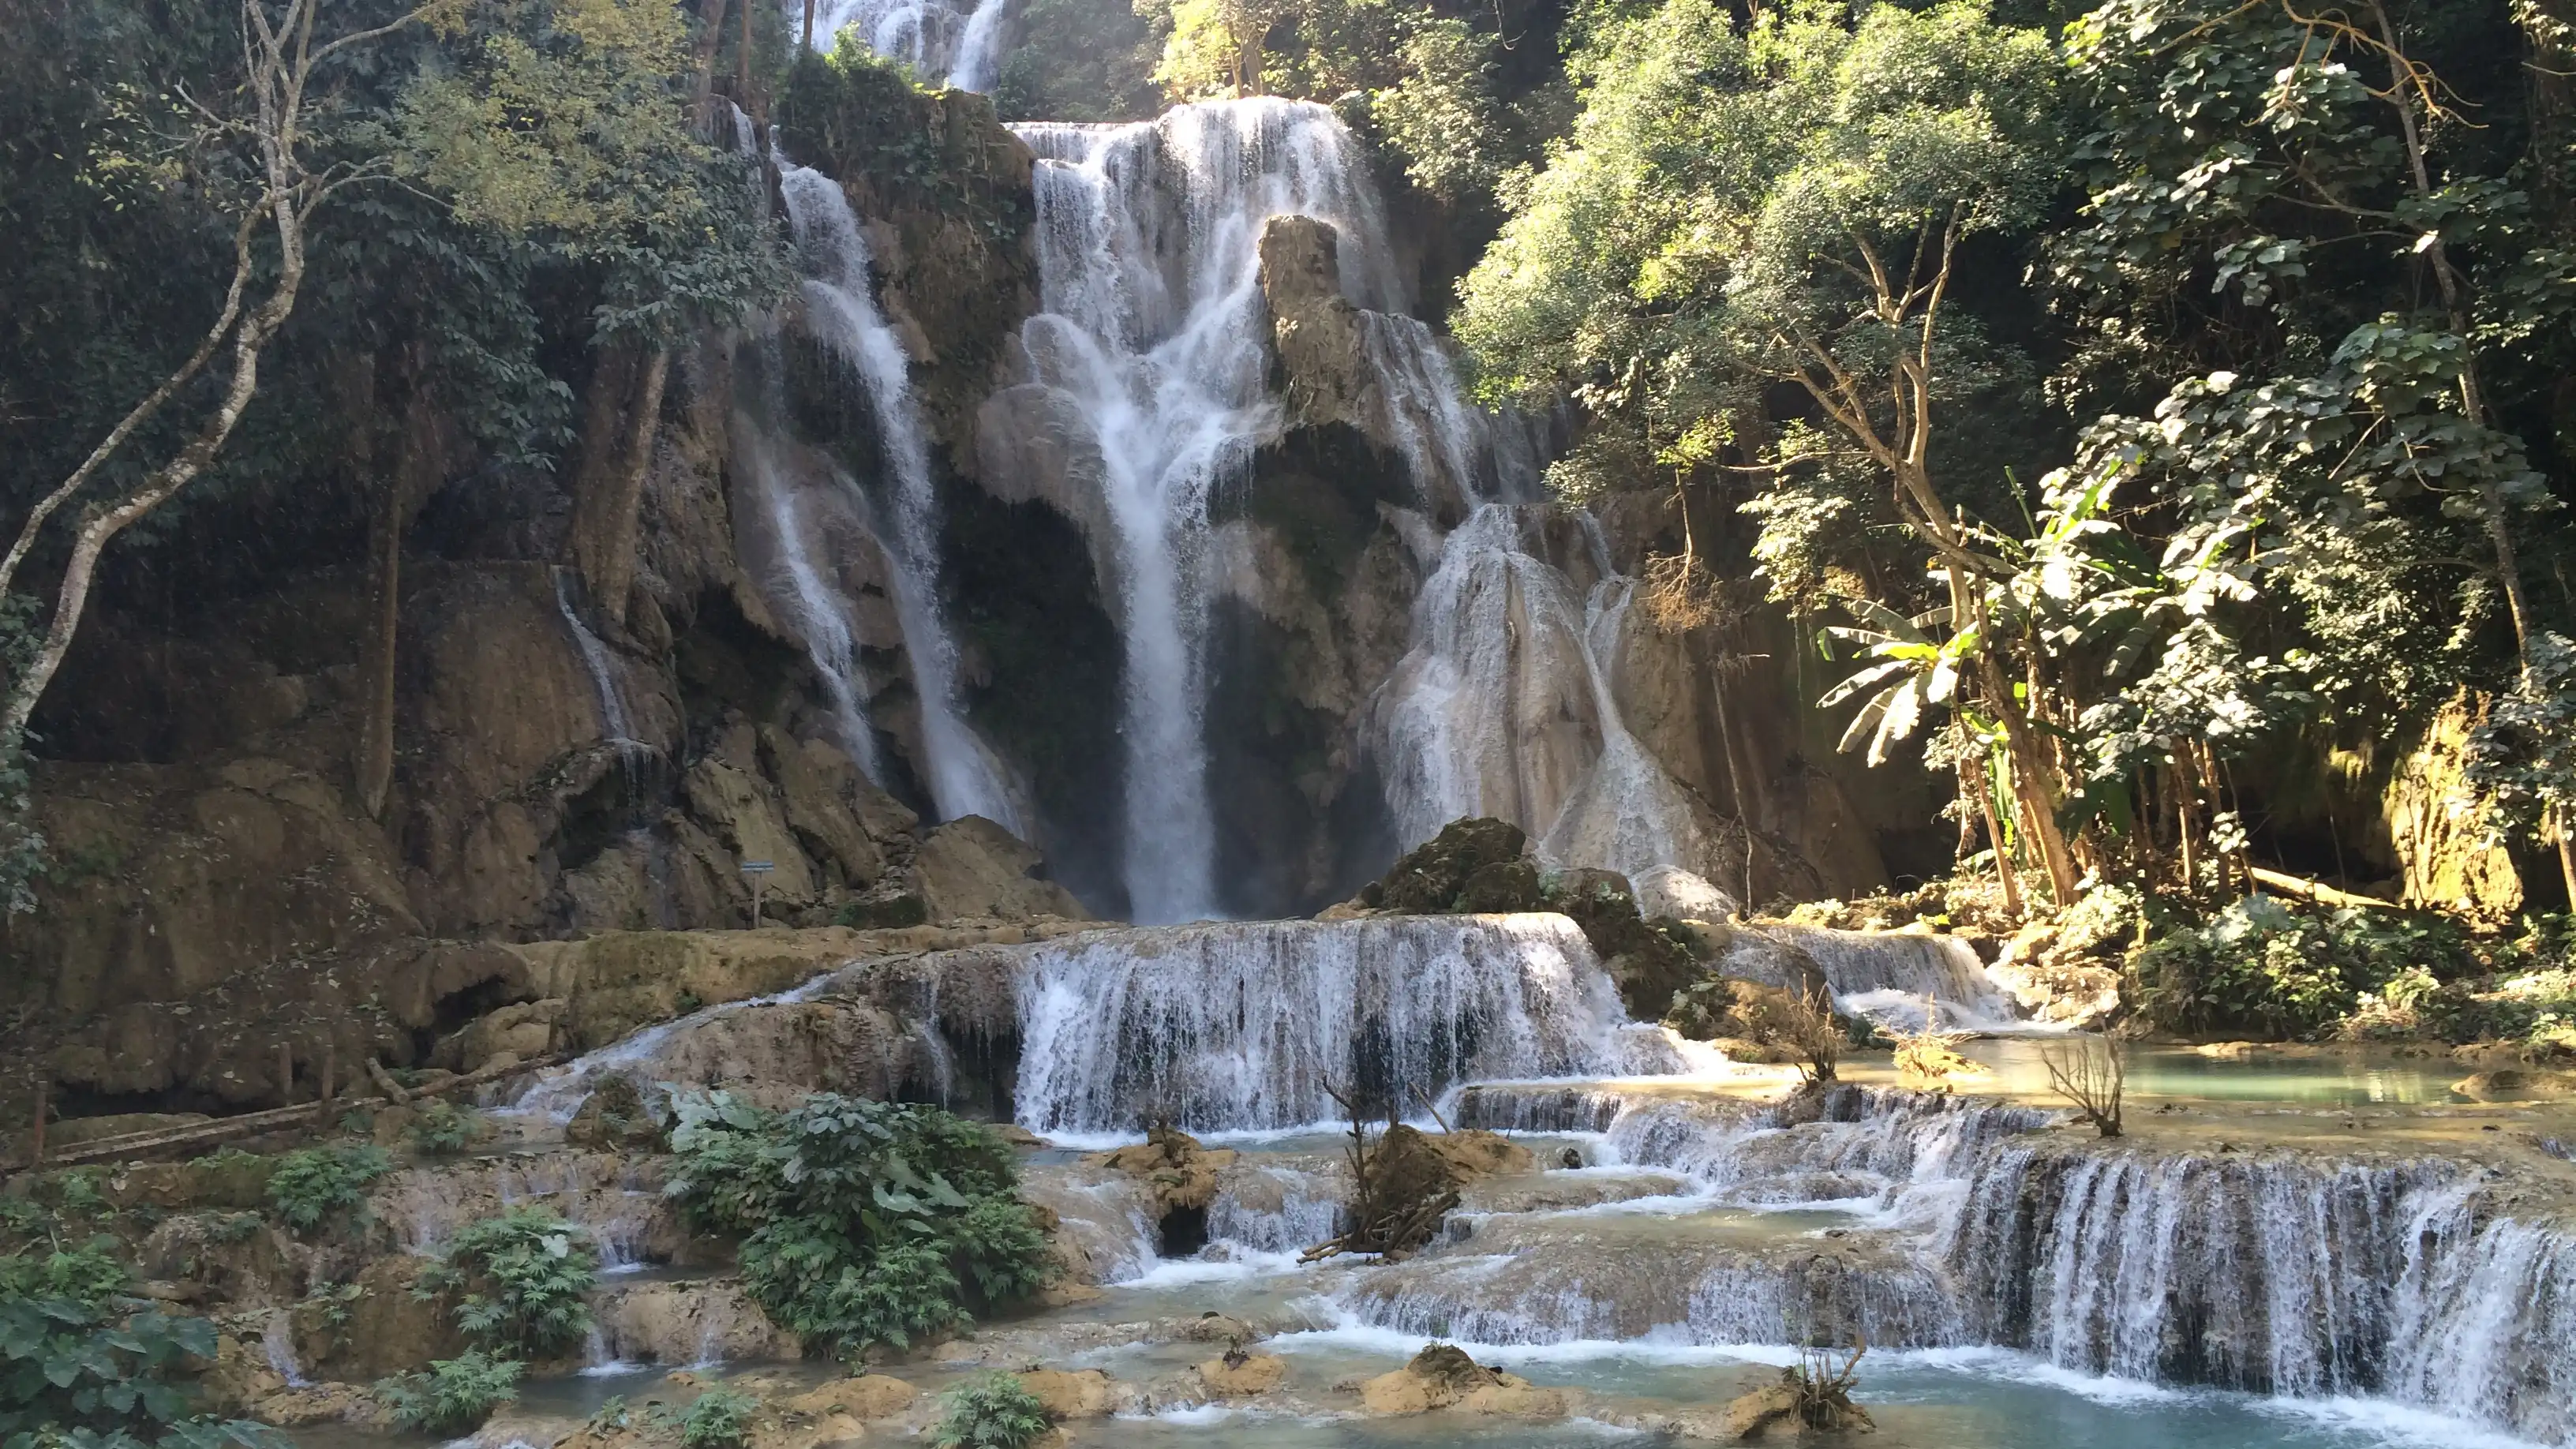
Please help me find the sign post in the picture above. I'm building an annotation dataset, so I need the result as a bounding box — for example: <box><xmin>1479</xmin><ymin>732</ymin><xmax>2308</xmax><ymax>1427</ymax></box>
<box><xmin>740</xmin><ymin>859</ymin><xmax>775</xmax><ymax>928</ymax></box>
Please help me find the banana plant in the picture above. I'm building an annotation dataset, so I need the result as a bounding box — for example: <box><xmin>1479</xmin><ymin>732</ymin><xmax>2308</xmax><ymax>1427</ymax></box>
<box><xmin>1816</xmin><ymin>598</ymin><xmax>1975</xmax><ymax>766</ymax></box>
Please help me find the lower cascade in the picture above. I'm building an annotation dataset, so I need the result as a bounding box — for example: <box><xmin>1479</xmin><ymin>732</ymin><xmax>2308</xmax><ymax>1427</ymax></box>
<box><xmin>1009</xmin><ymin>913</ymin><xmax>1681</xmax><ymax>1136</ymax></box>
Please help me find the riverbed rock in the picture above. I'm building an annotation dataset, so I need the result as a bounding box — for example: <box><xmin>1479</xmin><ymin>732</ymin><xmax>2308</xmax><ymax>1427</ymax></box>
<box><xmin>781</xmin><ymin>1375</ymin><xmax>915</xmax><ymax>1421</ymax></box>
<box><xmin>593</xmin><ymin>1277</ymin><xmax>797</xmax><ymax>1364</ymax></box>
<box><xmin>565</xmin><ymin>1071</ymin><xmax>668</xmax><ymax>1150</ymax></box>
<box><xmin>296</xmin><ymin>1255</ymin><xmax>465</xmax><ymax>1381</ymax></box>
<box><xmin>1357</xmin><ymin>1344</ymin><xmax>1567</xmax><ymax>1418</ymax></box>
<box><xmin>1085</xmin><ymin>1125</ymin><xmax>1238</xmax><ymax>1213</ymax></box>
<box><xmin>2454</xmin><ymin>1068</ymin><xmax>2576</xmax><ymax>1102</ymax></box>
<box><xmin>1196</xmin><ymin>1353</ymin><xmax>1288</xmax><ymax>1395</ymax></box>
<box><xmin>1015</xmin><ymin>1368</ymin><xmax>1118</xmax><ymax>1419</ymax></box>
<box><xmin>249</xmin><ymin>1383</ymin><xmax>387</xmax><ymax>1429</ymax></box>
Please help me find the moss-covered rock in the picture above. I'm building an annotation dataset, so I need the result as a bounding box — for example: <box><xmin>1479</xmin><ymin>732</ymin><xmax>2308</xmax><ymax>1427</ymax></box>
<box><xmin>1362</xmin><ymin>818</ymin><xmax>1530</xmax><ymax>912</ymax></box>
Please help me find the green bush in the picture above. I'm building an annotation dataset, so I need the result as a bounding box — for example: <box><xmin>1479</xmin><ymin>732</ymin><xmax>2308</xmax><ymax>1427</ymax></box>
<box><xmin>668</xmin><ymin>1091</ymin><xmax>1051</xmax><ymax>1359</ymax></box>
<box><xmin>407</xmin><ymin>1101</ymin><xmax>480</xmax><ymax>1157</ymax></box>
<box><xmin>677</xmin><ymin>1385</ymin><xmax>758</xmax><ymax>1449</ymax></box>
<box><xmin>375</xmin><ymin>1350</ymin><xmax>522</xmax><ymax>1435</ymax></box>
<box><xmin>1</xmin><ymin>1239</ymin><xmax>273</xmax><ymax>1449</ymax></box>
<box><xmin>932</xmin><ymin>1372</ymin><xmax>1050</xmax><ymax>1449</ymax></box>
<box><xmin>265</xmin><ymin>1145</ymin><xmax>393</xmax><ymax>1234</ymax></box>
<box><xmin>414</xmin><ymin>1208</ymin><xmax>598</xmax><ymax>1357</ymax></box>
<box><xmin>2128</xmin><ymin>898</ymin><xmax>2480</xmax><ymax>1039</ymax></box>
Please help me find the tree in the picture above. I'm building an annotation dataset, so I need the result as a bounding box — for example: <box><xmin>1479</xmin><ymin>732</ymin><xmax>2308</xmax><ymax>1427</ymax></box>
<box><xmin>1460</xmin><ymin>0</ymin><xmax>2083</xmax><ymax>902</ymax></box>
<box><xmin>2052</xmin><ymin>0</ymin><xmax>2576</xmax><ymax>900</ymax></box>
<box><xmin>0</xmin><ymin>0</ymin><xmax>463</xmax><ymax>747</ymax></box>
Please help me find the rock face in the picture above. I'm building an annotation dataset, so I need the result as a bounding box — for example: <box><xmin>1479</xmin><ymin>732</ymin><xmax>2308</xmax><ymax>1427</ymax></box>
<box><xmin>909</xmin><ymin>816</ymin><xmax>1091</xmax><ymax>923</ymax></box>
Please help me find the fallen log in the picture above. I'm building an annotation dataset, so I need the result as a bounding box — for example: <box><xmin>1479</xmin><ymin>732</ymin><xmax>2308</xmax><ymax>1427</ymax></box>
<box><xmin>9</xmin><ymin>1052</ymin><xmax>566</xmax><ymax>1173</ymax></box>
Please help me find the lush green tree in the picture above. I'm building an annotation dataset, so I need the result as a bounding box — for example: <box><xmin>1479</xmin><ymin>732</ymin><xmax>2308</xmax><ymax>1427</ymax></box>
<box><xmin>1462</xmin><ymin>0</ymin><xmax>2084</xmax><ymax>899</ymax></box>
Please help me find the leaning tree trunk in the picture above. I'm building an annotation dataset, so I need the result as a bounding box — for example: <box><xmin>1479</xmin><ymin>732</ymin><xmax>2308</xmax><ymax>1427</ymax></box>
<box><xmin>567</xmin><ymin>346</ymin><xmax>670</xmax><ymax>628</ymax></box>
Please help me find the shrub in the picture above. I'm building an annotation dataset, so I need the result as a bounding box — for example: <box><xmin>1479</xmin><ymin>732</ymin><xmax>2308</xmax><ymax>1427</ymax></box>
<box><xmin>2127</xmin><ymin>898</ymin><xmax>2481</xmax><ymax>1039</ymax></box>
<box><xmin>415</xmin><ymin>1208</ymin><xmax>598</xmax><ymax>1357</ymax></box>
<box><xmin>932</xmin><ymin>1372</ymin><xmax>1050</xmax><ymax>1449</ymax></box>
<box><xmin>667</xmin><ymin>1091</ymin><xmax>1052</xmax><ymax>1359</ymax></box>
<box><xmin>678</xmin><ymin>1385</ymin><xmax>758</xmax><ymax>1449</ymax></box>
<box><xmin>407</xmin><ymin>1100</ymin><xmax>479</xmax><ymax>1157</ymax></box>
<box><xmin>375</xmin><ymin>1350</ymin><xmax>522</xmax><ymax>1435</ymax></box>
<box><xmin>1</xmin><ymin>1239</ymin><xmax>271</xmax><ymax>1449</ymax></box>
<box><xmin>266</xmin><ymin>1145</ymin><xmax>393</xmax><ymax>1234</ymax></box>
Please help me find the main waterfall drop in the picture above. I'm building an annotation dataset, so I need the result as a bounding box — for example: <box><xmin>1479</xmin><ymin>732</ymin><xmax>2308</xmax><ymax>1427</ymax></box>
<box><xmin>999</xmin><ymin>100</ymin><xmax>1437</xmax><ymax>923</ymax></box>
<box><xmin>798</xmin><ymin>0</ymin><xmax>1008</xmax><ymax>92</ymax></box>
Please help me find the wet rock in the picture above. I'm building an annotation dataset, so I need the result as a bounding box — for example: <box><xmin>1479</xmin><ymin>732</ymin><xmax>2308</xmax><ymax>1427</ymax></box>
<box><xmin>1196</xmin><ymin>1353</ymin><xmax>1287</xmax><ymax>1396</ymax></box>
<box><xmin>1361</xmin><ymin>818</ymin><xmax>1529</xmax><ymax>912</ymax></box>
<box><xmin>1665</xmin><ymin>978</ymin><xmax>1818</xmax><ymax>1064</ymax></box>
<box><xmin>1549</xmin><ymin>867</ymin><xmax>1703</xmax><ymax>1019</ymax></box>
<box><xmin>250</xmin><ymin>1383</ymin><xmax>387</xmax><ymax>1428</ymax></box>
<box><xmin>593</xmin><ymin>1277</ymin><xmax>798</xmax><ymax>1364</ymax></box>
<box><xmin>1633</xmin><ymin>865</ymin><xmax>1739</xmax><ymax>923</ymax></box>
<box><xmin>1086</xmin><ymin>1125</ymin><xmax>1237</xmax><ymax>1214</ymax></box>
<box><xmin>780</xmin><ymin>1375</ymin><xmax>915</xmax><ymax>1421</ymax></box>
<box><xmin>565</xmin><ymin>1071</ymin><xmax>668</xmax><ymax>1151</ymax></box>
<box><xmin>1418</xmin><ymin>1129</ymin><xmax>1536</xmax><ymax>1184</ymax></box>
<box><xmin>2454</xmin><ymin>1069</ymin><xmax>2576</xmax><ymax>1102</ymax></box>
<box><xmin>297</xmin><ymin>1255</ymin><xmax>466</xmax><ymax>1382</ymax></box>
<box><xmin>1358</xmin><ymin>1345</ymin><xmax>1567</xmax><ymax>1418</ymax></box>
<box><xmin>1015</xmin><ymin>1368</ymin><xmax>1118</xmax><ymax>1419</ymax></box>
<box><xmin>1714</xmin><ymin>1381</ymin><xmax>1803</xmax><ymax>1440</ymax></box>
<box><xmin>908</xmin><ymin>816</ymin><xmax>1091</xmax><ymax>924</ymax></box>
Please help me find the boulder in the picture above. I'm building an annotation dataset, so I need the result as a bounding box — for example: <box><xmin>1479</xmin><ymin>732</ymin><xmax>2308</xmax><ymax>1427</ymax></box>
<box><xmin>250</xmin><ymin>1383</ymin><xmax>385</xmax><ymax>1428</ymax></box>
<box><xmin>908</xmin><ymin>816</ymin><xmax>1091</xmax><ymax>924</ymax></box>
<box><xmin>1362</xmin><ymin>818</ymin><xmax>1529</xmax><ymax>912</ymax></box>
<box><xmin>1357</xmin><ymin>1345</ymin><xmax>1566</xmax><ymax>1419</ymax></box>
<box><xmin>1715</xmin><ymin>1381</ymin><xmax>1802</xmax><ymax>1440</ymax></box>
<box><xmin>758</xmin><ymin>725</ymin><xmax>886</xmax><ymax>887</ymax></box>
<box><xmin>1086</xmin><ymin>1125</ymin><xmax>1237</xmax><ymax>1213</ymax></box>
<box><xmin>296</xmin><ymin>1255</ymin><xmax>465</xmax><ymax>1382</ymax></box>
<box><xmin>1632</xmin><ymin>865</ymin><xmax>1738</xmax><ymax>923</ymax></box>
<box><xmin>781</xmin><ymin>1376</ymin><xmax>915</xmax><ymax>1421</ymax></box>
<box><xmin>1196</xmin><ymin>1353</ymin><xmax>1287</xmax><ymax>1396</ymax></box>
<box><xmin>565</xmin><ymin>1071</ymin><xmax>668</xmax><ymax>1151</ymax></box>
<box><xmin>1015</xmin><ymin>1368</ymin><xmax>1117</xmax><ymax>1419</ymax></box>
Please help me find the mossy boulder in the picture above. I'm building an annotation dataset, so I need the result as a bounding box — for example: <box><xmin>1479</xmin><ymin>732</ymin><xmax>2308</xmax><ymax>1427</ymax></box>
<box><xmin>1361</xmin><ymin>818</ymin><xmax>1530</xmax><ymax>912</ymax></box>
<box><xmin>1543</xmin><ymin>867</ymin><xmax>1703</xmax><ymax>1020</ymax></box>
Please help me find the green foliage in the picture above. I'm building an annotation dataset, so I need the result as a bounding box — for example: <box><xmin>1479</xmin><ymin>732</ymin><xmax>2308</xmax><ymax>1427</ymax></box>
<box><xmin>375</xmin><ymin>1351</ymin><xmax>522</xmax><ymax>1436</ymax></box>
<box><xmin>406</xmin><ymin>1101</ymin><xmax>479</xmax><ymax>1158</ymax></box>
<box><xmin>666</xmin><ymin>1092</ymin><xmax>1050</xmax><ymax>1359</ymax></box>
<box><xmin>0</xmin><ymin>1237</ymin><xmax>273</xmax><ymax>1449</ymax></box>
<box><xmin>931</xmin><ymin>1373</ymin><xmax>1050</xmax><ymax>1449</ymax></box>
<box><xmin>676</xmin><ymin>1386</ymin><xmax>758</xmax><ymax>1449</ymax></box>
<box><xmin>2129</xmin><ymin>897</ymin><xmax>2482</xmax><ymax>1037</ymax></box>
<box><xmin>414</xmin><ymin>1208</ymin><xmax>598</xmax><ymax>1357</ymax></box>
<box><xmin>2467</xmin><ymin>632</ymin><xmax>2576</xmax><ymax>852</ymax></box>
<box><xmin>991</xmin><ymin>0</ymin><xmax>1166</xmax><ymax>121</ymax></box>
<box><xmin>264</xmin><ymin>1147</ymin><xmax>392</xmax><ymax>1236</ymax></box>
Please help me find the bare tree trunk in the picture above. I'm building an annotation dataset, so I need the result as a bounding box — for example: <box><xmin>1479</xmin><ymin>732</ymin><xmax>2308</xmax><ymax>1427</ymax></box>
<box><xmin>569</xmin><ymin>348</ymin><xmax>671</xmax><ymax>627</ymax></box>
<box><xmin>354</xmin><ymin>386</ymin><xmax>439</xmax><ymax>819</ymax></box>
<box><xmin>693</xmin><ymin>0</ymin><xmax>732</xmax><ymax>124</ymax></box>
<box><xmin>803</xmin><ymin>0</ymin><xmax>817</xmax><ymax>49</ymax></box>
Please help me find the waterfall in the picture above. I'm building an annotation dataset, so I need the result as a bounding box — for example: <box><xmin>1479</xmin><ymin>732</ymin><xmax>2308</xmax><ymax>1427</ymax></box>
<box><xmin>1372</xmin><ymin>506</ymin><xmax>1717</xmax><ymax>884</ymax></box>
<box><xmin>1005</xmin><ymin>100</ymin><xmax>1418</xmax><ymax>923</ymax></box>
<box><xmin>777</xmin><ymin>161</ymin><xmax>1024</xmax><ymax>830</ymax></box>
<box><xmin>1727</xmin><ymin>923</ymin><xmax>2028</xmax><ymax>1032</ymax></box>
<box><xmin>730</xmin><ymin>410</ymin><xmax>886</xmax><ymax>781</ymax></box>
<box><xmin>1010</xmin><ymin>913</ymin><xmax>1683</xmax><ymax>1136</ymax></box>
<box><xmin>550</xmin><ymin>567</ymin><xmax>646</xmax><ymax>751</ymax></box>
<box><xmin>800</xmin><ymin>0</ymin><xmax>1001</xmax><ymax>92</ymax></box>
<box><xmin>261</xmin><ymin>1311</ymin><xmax>309</xmax><ymax>1388</ymax></box>
<box><xmin>503</xmin><ymin>972</ymin><xmax>841</xmax><ymax>1121</ymax></box>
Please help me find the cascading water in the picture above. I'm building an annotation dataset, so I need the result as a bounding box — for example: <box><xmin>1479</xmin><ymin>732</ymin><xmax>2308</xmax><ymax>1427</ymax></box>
<box><xmin>731</xmin><ymin>406</ymin><xmax>887</xmax><ymax>781</ymax></box>
<box><xmin>798</xmin><ymin>0</ymin><xmax>1005</xmax><ymax>92</ymax></box>
<box><xmin>1372</xmin><ymin>505</ymin><xmax>1718</xmax><ymax>885</ymax></box>
<box><xmin>777</xmin><ymin>160</ymin><xmax>1023</xmax><ymax>829</ymax></box>
<box><xmin>1726</xmin><ymin>923</ymin><xmax>2029</xmax><ymax>1032</ymax></box>
<box><xmin>1006</xmin><ymin>99</ymin><xmax>1430</xmax><ymax>923</ymax></box>
<box><xmin>551</xmin><ymin>567</ymin><xmax>646</xmax><ymax>750</ymax></box>
<box><xmin>1010</xmin><ymin>913</ymin><xmax>1683</xmax><ymax>1136</ymax></box>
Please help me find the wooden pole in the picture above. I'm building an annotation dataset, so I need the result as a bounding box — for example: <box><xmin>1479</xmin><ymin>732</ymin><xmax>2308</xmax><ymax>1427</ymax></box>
<box><xmin>320</xmin><ymin>1040</ymin><xmax>336</xmax><ymax>1103</ymax></box>
<box><xmin>277</xmin><ymin>1042</ymin><xmax>295</xmax><ymax>1103</ymax></box>
<box><xmin>803</xmin><ymin>0</ymin><xmax>816</xmax><ymax>50</ymax></box>
<box><xmin>29</xmin><ymin>1078</ymin><xmax>47</xmax><ymax>1168</ymax></box>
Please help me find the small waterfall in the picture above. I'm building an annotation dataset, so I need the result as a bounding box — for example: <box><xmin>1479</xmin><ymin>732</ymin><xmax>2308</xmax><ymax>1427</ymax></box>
<box><xmin>261</xmin><ymin>1311</ymin><xmax>309</xmax><ymax>1388</ymax></box>
<box><xmin>1010</xmin><ymin>913</ymin><xmax>1681</xmax><ymax>1136</ymax></box>
<box><xmin>731</xmin><ymin>410</ymin><xmax>886</xmax><ymax>781</ymax></box>
<box><xmin>550</xmin><ymin>567</ymin><xmax>651</xmax><ymax>754</ymax></box>
<box><xmin>1735</xmin><ymin>924</ymin><xmax>2026</xmax><ymax>1031</ymax></box>
<box><xmin>1203</xmin><ymin>1163</ymin><xmax>1346</xmax><ymax>1255</ymax></box>
<box><xmin>504</xmin><ymin>971</ymin><xmax>841</xmax><ymax>1121</ymax></box>
<box><xmin>1007</xmin><ymin>99</ymin><xmax>1432</xmax><ymax>923</ymax></box>
<box><xmin>777</xmin><ymin>160</ymin><xmax>1023</xmax><ymax>830</ymax></box>
<box><xmin>1372</xmin><ymin>507</ymin><xmax>1717</xmax><ymax>884</ymax></box>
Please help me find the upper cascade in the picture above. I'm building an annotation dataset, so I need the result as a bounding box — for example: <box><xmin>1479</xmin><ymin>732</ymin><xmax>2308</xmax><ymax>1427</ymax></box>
<box><xmin>998</xmin><ymin>99</ymin><xmax>1444</xmax><ymax>923</ymax></box>
<box><xmin>773</xmin><ymin>160</ymin><xmax>1024</xmax><ymax>830</ymax></box>
<box><xmin>1009</xmin><ymin>912</ymin><xmax>1683</xmax><ymax>1137</ymax></box>
<box><xmin>801</xmin><ymin>0</ymin><xmax>1008</xmax><ymax>91</ymax></box>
